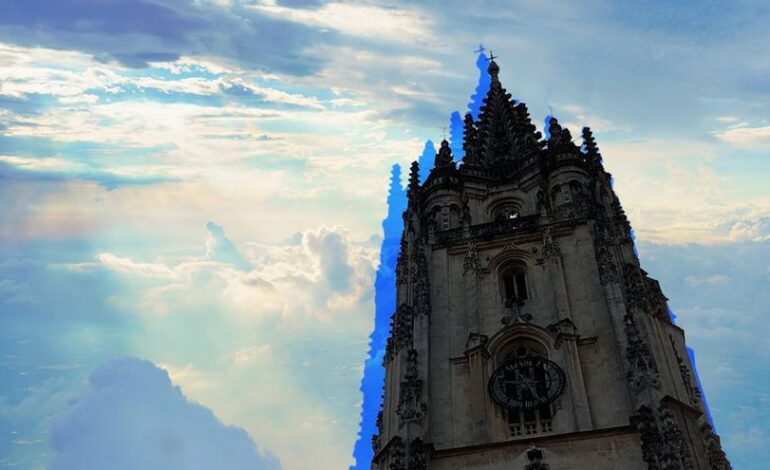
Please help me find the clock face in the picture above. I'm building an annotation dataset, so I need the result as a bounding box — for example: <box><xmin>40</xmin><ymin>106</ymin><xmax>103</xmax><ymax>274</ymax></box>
<box><xmin>488</xmin><ymin>355</ymin><xmax>566</xmax><ymax>411</ymax></box>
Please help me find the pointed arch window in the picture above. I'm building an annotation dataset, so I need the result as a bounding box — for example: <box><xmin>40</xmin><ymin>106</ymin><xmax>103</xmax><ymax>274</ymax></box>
<box><xmin>500</xmin><ymin>264</ymin><xmax>528</xmax><ymax>307</ymax></box>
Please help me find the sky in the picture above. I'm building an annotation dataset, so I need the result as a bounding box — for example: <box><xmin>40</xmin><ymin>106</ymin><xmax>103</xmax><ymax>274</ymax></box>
<box><xmin>0</xmin><ymin>0</ymin><xmax>769</xmax><ymax>469</ymax></box>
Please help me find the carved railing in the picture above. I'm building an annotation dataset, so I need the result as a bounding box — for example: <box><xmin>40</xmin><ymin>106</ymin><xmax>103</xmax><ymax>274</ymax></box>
<box><xmin>433</xmin><ymin>214</ymin><xmax>541</xmax><ymax>244</ymax></box>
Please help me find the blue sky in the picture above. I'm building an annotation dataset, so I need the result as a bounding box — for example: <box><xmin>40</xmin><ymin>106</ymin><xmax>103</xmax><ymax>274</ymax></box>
<box><xmin>0</xmin><ymin>1</ymin><xmax>769</xmax><ymax>469</ymax></box>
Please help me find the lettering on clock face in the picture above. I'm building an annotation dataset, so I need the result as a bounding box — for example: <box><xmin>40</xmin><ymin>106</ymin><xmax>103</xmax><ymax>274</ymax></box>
<box><xmin>488</xmin><ymin>355</ymin><xmax>566</xmax><ymax>411</ymax></box>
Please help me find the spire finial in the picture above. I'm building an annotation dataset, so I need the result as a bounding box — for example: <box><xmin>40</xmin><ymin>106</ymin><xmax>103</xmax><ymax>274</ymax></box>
<box><xmin>486</xmin><ymin>51</ymin><xmax>499</xmax><ymax>77</ymax></box>
<box><xmin>435</xmin><ymin>139</ymin><xmax>454</xmax><ymax>168</ymax></box>
<box><xmin>408</xmin><ymin>161</ymin><xmax>420</xmax><ymax>192</ymax></box>
<box><xmin>473</xmin><ymin>44</ymin><xmax>485</xmax><ymax>55</ymax></box>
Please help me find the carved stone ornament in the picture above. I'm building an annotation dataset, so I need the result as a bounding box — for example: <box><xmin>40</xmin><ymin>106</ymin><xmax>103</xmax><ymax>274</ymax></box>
<box><xmin>524</xmin><ymin>448</ymin><xmax>550</xmax><ymax>470</ymax></box>
<box><xmin>624</xmin><ymin>313</ymin><xmax>660</xmax><ymax>391</ymax></box>
<box><xmin>592</xmin><ymin>216</ymin><xmax>619</xmax><ymax>285</ymax></box>
<box><xmin>395</xmin><ymin>236</ymin><xmax>408</xmax><ymax>285</ymax></box>
<box><xmin>634</xmin><ymin>406</ymin><xmax>663</xmax><ymax>469</ymax></box>
<box><xmin>408</xmin><ymin>438</ymin><xmax>427</xmax><ymax>470</ymax></box>
<box><xmin>413</xmin><ymin>241</ymin><xmax>431</xmax><ymax>317</ymax></box>
<box><xmin>669</xmin><ymin>335</ymin><xmax>699</xmax><ymax>405</ymax></box>
<box><xmin>385</xmin><ymin>304</ymin><xmax>413</xmax><ymax>362</ymax></box>
<box><xmin>542</xmin><ymin>227</ymin><xmax>561</xmax><ymax>258</ymax></box>
<box><xmin>701</xmin><ymin>423</ymin><xmax>731</xmax><ymax>470</ymax></box>
<box><xmin>463</xmin><ymin>242</ymin><xmax>482</xmax><ymax>275</ymax></box>
<box><xmin>372</xmin><ymin>411</ymin><xmax>383</xmax><ymax>452</ymax></box>
<box><xmin>633</xmin><ymin>404</ymin><xmax>696</xmax><ymax>470</ymax></box>
<box><xmin>389</xmin><ymin>437</ymin><xmax>406</xmax><ymax>470</ymax></box>
<box><xmin>396</xmin><ymin>349</ymin><xmax>426</xmax><ymax>422</ymax></box>
<box><xmin>659</xmin><ymin>404</ymin><xmax>695</xmax><ymax>470</ymax></box>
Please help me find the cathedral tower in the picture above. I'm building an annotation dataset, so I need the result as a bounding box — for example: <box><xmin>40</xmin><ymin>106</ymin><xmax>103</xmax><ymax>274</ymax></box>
<box><xmin>371</xmin><ymin>58</ymin><xmax>730</xmax><ymax>469</ymax></box>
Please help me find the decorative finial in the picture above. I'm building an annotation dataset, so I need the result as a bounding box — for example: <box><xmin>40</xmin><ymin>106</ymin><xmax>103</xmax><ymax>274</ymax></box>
<box><xmin>408</xmin><ymin>161</ymin><xmax>420</xmax><ymax>192</ymax></box>
<box><xmin>486</xmin><ymin>51</ymin><xmax>499</xmax><ymax>77</ymax></box>
<box><xmin>434</xmin><ymin>139</ymin><xmax>453</xmax><ymax>168</ymax></box>
<box><xmin>473</xmin><ymin>44</ymin><xmax>485</xmax><ymax>55</ymax></box>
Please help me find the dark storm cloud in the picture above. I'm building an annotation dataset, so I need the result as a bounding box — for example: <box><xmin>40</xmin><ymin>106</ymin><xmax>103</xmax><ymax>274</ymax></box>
<box><xmin>0</xmin><ymin>0</ymin><xmax>329</xmax><ymax>74</ymax></box>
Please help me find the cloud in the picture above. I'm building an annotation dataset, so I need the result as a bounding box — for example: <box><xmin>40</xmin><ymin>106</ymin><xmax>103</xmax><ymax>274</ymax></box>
<box><xmin>0</xmin><ymin>0</ymin><xmax>327</xmax><ymax>75</ymax></box>
<box><xmin>727</xmin><ymin>217</ymin><xmax>770</xmax><ymax>242</ymax></box>
<box><xmin>57</xmin><ymin>223</ymin><xmax>377</xmax><ymax>468</ymax></box>
<box><xmin>684</xmin><ymin>274</ymin><xmax>730</xmax><ymax>286</ymax></box>
<box><xmin>49</xmin><ymin>357</ymin><xmax>281</xmax><ymax>470</ymax></box>
<box><xmin>205</xmin><ymin>221</ymin><xmax>253</xmax><ymax>270</ymax></box>
<box><xmin>0</xmin><ymin>157</ymin><xmax>178</xmax><ymax>190</ymax></box>
<box><xmin>713</xmin><ymin>124</ymin><xmax>770</xmax><ymax>146</ymax></box>
<box><xmin>252</xmin><ymin>2</ymin><xmax>434</xmax><ymax>43</ymax></box>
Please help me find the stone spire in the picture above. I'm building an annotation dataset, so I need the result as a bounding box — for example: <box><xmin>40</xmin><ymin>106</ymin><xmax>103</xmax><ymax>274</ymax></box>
<box><xmin>546</xmin><ymin>117</ymin><xmax>577</xmax><ymax>152</ymax></box>
<box><xmin>408</xmin><ymin>161</ymin><xmax>420</xmax><ymax>200</ymax></box>
<box><xmin>462</xmin><ymin>113</ymin><xmax>480</xmax><ymax>166</ymax></box>
<box><xmin>471</xmin><ymin>56</ymin><xmax>542</xmax><ymax>168</ymax></box>
<box><xmin>581</xmin><ymin>127</ymin><xmax>604</xmax><ymax>171</ymax></box>
<box><xmin>475</xmin><ymin>58</ymin><xmax>517</xmax><ymax>166</ymax></box>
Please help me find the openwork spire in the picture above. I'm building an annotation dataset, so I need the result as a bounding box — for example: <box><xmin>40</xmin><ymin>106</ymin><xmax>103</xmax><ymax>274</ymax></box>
<box><xmin>465</xmin><ymin>56</ymin><xmax>542</xmax><ymax>168</ymax></box>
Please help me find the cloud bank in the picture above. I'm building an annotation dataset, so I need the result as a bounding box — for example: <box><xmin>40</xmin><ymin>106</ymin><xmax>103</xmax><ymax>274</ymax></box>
<box><xmin>49</xmin><ymin>357</ymin><xmax>281</xmax><ymax>470</ymax></box>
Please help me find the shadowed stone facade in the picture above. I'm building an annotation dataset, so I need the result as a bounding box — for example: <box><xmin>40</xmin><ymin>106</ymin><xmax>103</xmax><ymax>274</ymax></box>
<box><xmin>371</xmin><ymin>58</ymin><xmax>730</xmax><ymax>470</ymax></box>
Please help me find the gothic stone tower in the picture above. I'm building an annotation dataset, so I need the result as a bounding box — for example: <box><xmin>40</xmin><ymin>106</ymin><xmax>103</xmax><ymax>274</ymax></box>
<box><xmin>371</xmin><ymin>59</ymin><xmax>730</xmax><ymax>470</ymax></box>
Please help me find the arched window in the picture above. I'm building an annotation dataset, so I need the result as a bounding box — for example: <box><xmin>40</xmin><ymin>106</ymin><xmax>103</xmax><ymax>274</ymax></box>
<box><xmin>493</xmin><ymin>204</ymin><xmax>520</xmax><ymax>222</ymax></box>
<box><xmin>500</xmin><ymin>264</ymin><xmax>528</xmax><ymax>307</ymax></box>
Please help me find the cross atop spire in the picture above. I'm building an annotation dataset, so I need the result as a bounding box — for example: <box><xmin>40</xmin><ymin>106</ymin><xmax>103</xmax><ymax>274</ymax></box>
<box><xmin>473</xmin><ymin>44</ymin><xmax>485</xmax><ymax>55</ymax></box>
<box><xmin>486</xmin><ymin>51</ymin><xmax>500</xmax><ymax>78</ymax></box>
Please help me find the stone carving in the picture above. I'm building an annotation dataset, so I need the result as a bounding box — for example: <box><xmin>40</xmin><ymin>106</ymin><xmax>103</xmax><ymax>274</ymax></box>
<box><xmin>701</xmin><ymin>423</ymin><xmax>731</xmax><ymax>470</ymax></box>
<box><xmin>434</xmin><ymin>139</ymin><xmax>455</xmax><ymax>168</ymax></box>
<box><xmin>659</xmin><ymin>404</ymin><xmax>694</xmax><ymax>470</ymax></box>
<box><xmin>385</xmin><ymin>304</ymin><xmax>413</xmax><ymax>362</ymax></box>
<box><xmin>408</xmin><ymin>438</ymin><xmax>427</xmax><ymax>470</ymax></box>
<box><xmin>592</xmin><ymin>214</ymin><xmax>620</xmax><ymax>285</ymax></box>
<box><xmin>461</xmin><ymin>193</ymin><xmax>472</xmax><ymax>230</ymax></box>
<box><xmin>633</xmin><ymin>405</ymin><xmax>697</xmax><ymax>470</ymax></box>
<box><xmin>524</xmin><ymin>448</ymin><xmax>550</xmax><ymax>470</ymax></box>
<box><xmin>372</xmin><ymin>410</ymin><xmax>383</xmax><ymax>452</ymax></box>
<box><xmin>669</xmin><ymin>335</ymin><xmax>699</xmax><ymax>405</ymax></box>
<box><xmin>463</xmin><ymin>242</ymin><xmax>482</xmax><ymax>275</ymax></box>
<box><xmin>433</xmin><ymin>213</ymin><xmax>540</xmax><ymax>245</ymax></box>
<box><xmin>634</xmin><ymin>406</ymin><xmax>663</xmax><ymax>469</ymax></box>
<box><xmin>389</xmin><ymin>437</ymin><xmax>406</xmax><ymax>470</ymax></box>
<box><xmin>396</xmin><ymin>349</ymin><xmax>425</xmax><ymax>422</ymax></box>
<box><xmin>611</xmin><ymin>199</ymin><xmax>632</xmax><ymax>241</ymax></box>
<box><xmin>542</xmin><ymin>227</ymin><xmax>561</xmax><ymax>258</ymax></box>
<box><xmin>623</xmin><ymin>264</ymin><xmax>673</xmax><ymax>321</ymax></box>
<box><xmin>395</xmin><ymin>236</ymin><xmax>408</xmax><ymax>285</ymax></box>
<box><xmin>624</xmin><ymin>313</ymin><xmax>660</xmax><ymax>391</ymax></box>
<box><xmin>623</xmin><ymin>264</ymin><xmax>649</xmax><ymax>313</ymax></box>
<box><xmin>413</xmin><ymin>241</ymin><xmax>431</xmax><ymax>317</ymax></box>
